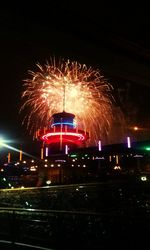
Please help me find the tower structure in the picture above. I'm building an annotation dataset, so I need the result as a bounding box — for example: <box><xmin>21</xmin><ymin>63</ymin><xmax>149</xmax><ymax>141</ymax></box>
<box><xmin>36</xmin><ymin>83</ymin><xmax>89</xmax><ymax>154</ymax></box>
<box><xmin>37</xmin><ymin>111</ymin><xmax>89</xmax><ymax>154</ymax></box>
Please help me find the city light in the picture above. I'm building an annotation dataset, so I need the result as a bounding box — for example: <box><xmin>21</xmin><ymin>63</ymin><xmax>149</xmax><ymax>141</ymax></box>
<box><xmin>146</xmin><ymin>147</ymin><xmax>150</xmax><ymax>151</ymax></box>
<box><xmin>98</xmin><ymin>140</ymin><xmax>102</xmax><ymax>151</ymax></box>
<box><xmin>127</xmin><ymin>136</ymin><xmax>131</xmax><ymax>148</ymax></box>
<box><xmin>140</xmin><ymin>176</ymin><xmax>147</xmax><ymax>181</ymax></box>
<box><xmin>0</xmin><ymin>137</ymin><xmax>12</xmax><ymax>146</ymax></box>
<box><xmin>0</xmin><ymin>139</ymin><xmax>39</xmax><ymax>160</ymax></box>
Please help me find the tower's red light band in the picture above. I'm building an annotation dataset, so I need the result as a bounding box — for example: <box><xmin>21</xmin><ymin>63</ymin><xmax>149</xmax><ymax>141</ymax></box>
<box><xmin>41</xmin><ymin>131</ymin><xmax>85</xmax><ymax>141</ymax></box>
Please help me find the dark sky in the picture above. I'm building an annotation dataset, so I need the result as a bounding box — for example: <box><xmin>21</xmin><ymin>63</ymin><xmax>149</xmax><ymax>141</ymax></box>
<box><xmin>0</xmin><ymin>3</ymin><xmax>150</xmax><ymax>153</ymax></box>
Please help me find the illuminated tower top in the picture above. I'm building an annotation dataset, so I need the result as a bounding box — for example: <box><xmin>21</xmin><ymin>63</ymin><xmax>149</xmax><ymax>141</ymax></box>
<box><xmin>51</xmin><ymin>112</ymin><xmax>76</xmax><ymax>129</ymax></box>
<box><xmin>37</xmin><ymin>111</ymin><xmax>89</xmax><ymax>151</ymax></box>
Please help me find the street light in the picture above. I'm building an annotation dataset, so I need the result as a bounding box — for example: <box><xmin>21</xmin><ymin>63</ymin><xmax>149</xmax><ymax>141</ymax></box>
<box><xmin>133</xmin><ymin>126</ymin><xmax>138</xmax><ymax>131</ymax></box>
<box><xmin>0</xmin><ymin>136</ymin><xmax>38</xmax><ymax>161</ymax></box>
<box><xmin>0</xmin><ymin>137</ymin><xmax>6</xmax><ymax>146</ymax></box>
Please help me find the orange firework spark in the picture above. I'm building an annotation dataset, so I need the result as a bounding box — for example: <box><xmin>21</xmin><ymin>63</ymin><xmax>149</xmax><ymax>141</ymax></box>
<box><xmin>20</xmin><ymin>58</ymin><xmax>114</xmax><ymax>145</ymax></box>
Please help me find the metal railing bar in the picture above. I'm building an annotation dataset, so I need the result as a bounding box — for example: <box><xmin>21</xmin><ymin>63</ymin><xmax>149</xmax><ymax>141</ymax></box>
<box><xmin>0</xmin><ymin>240</ymin><xmax>55</xmax><ymax>250</ymax></box>
<box><xmin>15</xmin><ymin>241</ymin><xmax>55</xmax><ymax>250</ymax></box>
<box><xmin>0</xmin><ymin>206</ymin><xmax>106</xmax><ymax>216</ymax></box>
<box><xmin>0</xmin><ymin>205</ymin><xmax>127</xmax><ymax>216</ymax></box>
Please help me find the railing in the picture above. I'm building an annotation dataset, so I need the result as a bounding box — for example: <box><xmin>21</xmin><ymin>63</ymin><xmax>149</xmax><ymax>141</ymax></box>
<box><xmin>0</xmin><ymin>207</ymin><xmax>110</xmax><ymax>250</ymax></box>
<box><xmin>1</xmin><ymin>205</ymin><xmax>150</xmax><ymax>250</ymax></box>
<box><xmin>0</xmin><ymin>180</ymin><xmax>150</xmax><ymax>249</ymax></box>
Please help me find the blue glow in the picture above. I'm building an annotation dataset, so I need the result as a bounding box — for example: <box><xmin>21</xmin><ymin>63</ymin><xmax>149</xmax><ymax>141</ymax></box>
<box><xmin>51</xmin><ymin>122</ymin><xmax>76</xmax><ymax>128</ymax></box>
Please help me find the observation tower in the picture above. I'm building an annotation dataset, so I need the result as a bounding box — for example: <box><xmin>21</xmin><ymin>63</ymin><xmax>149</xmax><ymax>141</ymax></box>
<box><xmin>37</xmin><ymin>111</ymin><xmax>89</xmax><ymax>154</ymax></box>
<box><xmin>36</xmin><ymin>84</ymin><xmax>89</xmax><ymax>154</ymax></box>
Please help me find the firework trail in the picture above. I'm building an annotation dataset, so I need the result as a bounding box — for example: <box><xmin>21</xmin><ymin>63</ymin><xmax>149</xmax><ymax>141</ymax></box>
<box><xmin>20</xmin><ymin>58</ymin><xmax>114</xmax><ymax>145</ymax></box>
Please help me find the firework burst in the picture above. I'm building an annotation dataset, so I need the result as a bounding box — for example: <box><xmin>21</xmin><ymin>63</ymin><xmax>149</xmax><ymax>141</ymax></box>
<box><xmin>20</xmin><ymin>58</ymin><xmax>114</xmax><ymax>145</ymax></box>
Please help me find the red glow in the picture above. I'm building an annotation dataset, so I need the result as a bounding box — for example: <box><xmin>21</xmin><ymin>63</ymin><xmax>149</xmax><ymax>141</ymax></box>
<box><xmin>42</xmin><ymin>131</ymin><xmax>85</xmax><ymax>141</ymax></box>
<box><xmin>37</xmin><ymin>112</ymin><xmax>89</xmax><ymax>147</ymax></box>
<box><xmin>39</xmin><ymin>129</ymin><xmax>89</xmax><ymax>146</ymax></box>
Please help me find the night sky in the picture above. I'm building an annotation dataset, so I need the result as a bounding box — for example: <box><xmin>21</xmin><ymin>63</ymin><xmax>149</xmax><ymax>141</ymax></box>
<box><xmin>0</xmin><ymin>3</ymin><xmax>150</xmax><ymax>154</ymax></box>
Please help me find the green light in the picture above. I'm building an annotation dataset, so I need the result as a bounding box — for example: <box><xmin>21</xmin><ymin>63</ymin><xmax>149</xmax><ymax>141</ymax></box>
<box><xmin>145</xmin><ymin>147</ymin><xmax>150</xmax><ymax>151</ymax></box>
<box><xmin>70</xmin><ymin>154</ymin><xmax>77</xmax><ymax>157</ymax></box>
<box><xmin>142</xmin><ymin>146</ymin><xmax>150</xmax><ymax>151</ymax></box>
